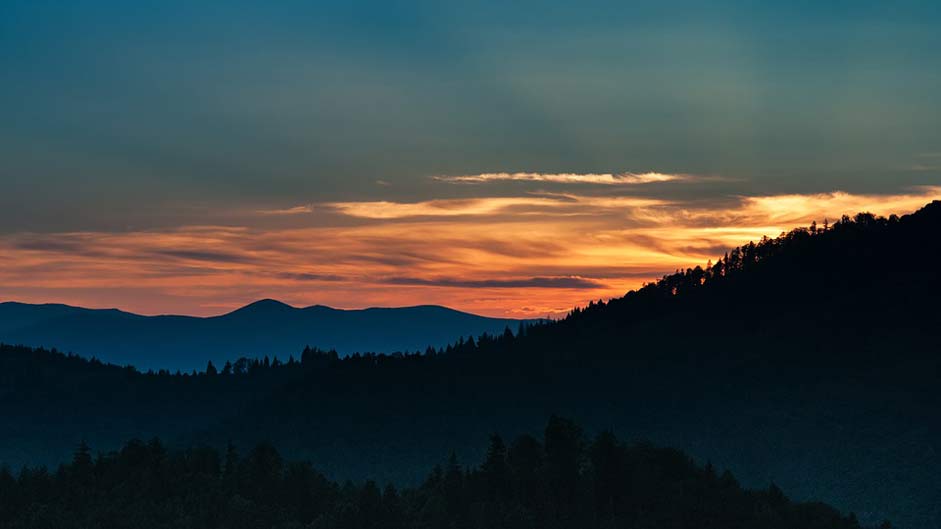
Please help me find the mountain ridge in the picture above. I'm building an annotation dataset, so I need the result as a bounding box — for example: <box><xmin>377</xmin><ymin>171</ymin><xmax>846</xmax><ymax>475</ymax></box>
<box><xmin>0</xmin><ymin>298</ymin><xmax>514</xmax><ymax>319</ymax></box>
<box><xmin>0</xmin><ymin>300</ymin><xmax>530</xmax><ymax>371</ymax></box>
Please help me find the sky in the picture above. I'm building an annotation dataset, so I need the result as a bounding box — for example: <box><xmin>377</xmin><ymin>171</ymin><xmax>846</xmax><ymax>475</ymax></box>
<box><xmin>1</xmin><ymin>1</ymin><xmax>940</xmax><ymax>317</ymax></box>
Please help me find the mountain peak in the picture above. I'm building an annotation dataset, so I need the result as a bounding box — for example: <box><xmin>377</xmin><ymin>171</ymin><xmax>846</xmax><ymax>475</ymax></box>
<box><xmin>228</xmin><ymin>299</ymin><xmax>296</xmax><ymax>315</ymax></box>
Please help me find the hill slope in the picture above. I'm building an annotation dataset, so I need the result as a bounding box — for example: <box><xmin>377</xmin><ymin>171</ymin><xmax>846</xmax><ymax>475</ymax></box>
<box><xmin>2</xmin><ymin>201</ymin><xmax>940</xmax><ymax>527</ymax></box>
<box><xmin>0</xmin><ymin>301</ymin><xmax>527</xmax><ymax>371</ymax></box>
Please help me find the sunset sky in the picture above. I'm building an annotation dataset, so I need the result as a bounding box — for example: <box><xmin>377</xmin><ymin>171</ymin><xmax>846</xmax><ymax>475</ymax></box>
<box><xmin>1</xmin><ymin>1</ymin><xmax>939</xmax><ymax>317</ymax></box>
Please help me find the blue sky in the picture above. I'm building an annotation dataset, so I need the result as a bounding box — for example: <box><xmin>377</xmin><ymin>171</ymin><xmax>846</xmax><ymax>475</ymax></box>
<box><xmin>3</xmin><ymin>1</ymin><xmax>939</xmax><ymax>230</ymax></box>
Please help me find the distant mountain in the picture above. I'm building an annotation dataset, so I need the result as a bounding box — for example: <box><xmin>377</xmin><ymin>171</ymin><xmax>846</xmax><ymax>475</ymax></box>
<box><xmin>0</xmin><ymin>300</ymin><xmax>529</xmax><ymax>371</ymax></box>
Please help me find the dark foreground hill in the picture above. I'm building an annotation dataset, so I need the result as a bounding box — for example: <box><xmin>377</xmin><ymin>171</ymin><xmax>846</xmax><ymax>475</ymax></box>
<box><xmin>0</xmin><ymin>417</ymin><xmax>869</xmax><ymax>529</ymax></box>
<box><xmin>2</xmin><ymin>201</ymin><xmax>940</xmax><ymax>527</ymax></box>
<box><xmin>0</xmin><ymin>301</ymin><xmax>527</xmax><ymax>371</ymax></box>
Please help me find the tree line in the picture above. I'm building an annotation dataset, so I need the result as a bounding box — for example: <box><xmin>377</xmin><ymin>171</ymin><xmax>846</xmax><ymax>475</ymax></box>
<box><xmin>0</xmin><ymin>416</ymin><xmax>881</xmax><ymax>529</ymax></box>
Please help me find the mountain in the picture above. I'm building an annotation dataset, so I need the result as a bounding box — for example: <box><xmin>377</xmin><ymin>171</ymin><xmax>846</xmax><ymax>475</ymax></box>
<box><xmin>0</xmin><ymin>300</ymin><xmax>529</xmax><ymax>371</ymax></box>
<box><xmin>2</xmin><ymin>201</ymin><xmax>940</xmax><ymax>527</ymax></box>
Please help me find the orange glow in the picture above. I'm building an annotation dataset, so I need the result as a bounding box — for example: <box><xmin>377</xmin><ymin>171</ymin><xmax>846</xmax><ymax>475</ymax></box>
<box><xmin>0</xmin><ymin>187</ymin><xmax>937</xmax><ymax>318</ymax></box>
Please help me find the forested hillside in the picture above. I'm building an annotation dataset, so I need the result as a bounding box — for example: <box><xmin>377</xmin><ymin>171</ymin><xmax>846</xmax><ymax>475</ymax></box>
<box><xmin>2</xmin><ymin>201</ymin><xmax>940</xmax><ymax>527</ymax></box>
<box><xmin>0</xmin><ymin>417</ymin><xmax>873</xmax><ymax>529</ymax></box>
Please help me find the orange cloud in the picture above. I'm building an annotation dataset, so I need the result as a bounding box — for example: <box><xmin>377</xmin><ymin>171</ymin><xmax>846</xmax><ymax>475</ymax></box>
<box><xmin>328</xmin><ymin>194</ymin><xmax>666</xmax><ymax>219</ymax></box>
<box><xmin>327</xmin><ymin>197</ymin><xmax>564</xmax><ymax>219</ymax></box>
<box><xmin>1</xmin><ymin>187</ymin><xmax>938</xmax><ymax>319</ymax></box>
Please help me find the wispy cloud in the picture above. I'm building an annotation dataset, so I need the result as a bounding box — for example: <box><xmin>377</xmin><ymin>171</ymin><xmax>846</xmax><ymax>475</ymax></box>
<box><xmin>256</xmin><ymin>205</ymin><xmax>314</xmax><ymax>216</ymax></box>
<box><xmin>433</xmin><ymin>172</ymin><xmax>688</xmax><ymax>185</ymax></box>
<box><xmin>328</xmin><ymin>195</ymin><xmax>667</xmax><ymax>219</ymax></box>
<box><xmin>328</xmin><ymin>197</ymin><xmax>564</xmax><ymax>219</ymax></box>
<box><xmin>727</xmin><ymin>188</ymin><xmax>941</xmax><ymax>226</ymax></box>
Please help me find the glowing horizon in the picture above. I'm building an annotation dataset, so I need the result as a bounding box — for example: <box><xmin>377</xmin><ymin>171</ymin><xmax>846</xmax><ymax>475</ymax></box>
<box><xmin>1</xmin><ymin>186</ymin><xmax>937</xmax><ymax>319</ymax></box>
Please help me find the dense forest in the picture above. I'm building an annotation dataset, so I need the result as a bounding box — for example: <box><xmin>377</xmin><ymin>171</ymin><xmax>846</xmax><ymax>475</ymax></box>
<box><xmin>0</xmin><ymin>417</ymin><xmax>876</xmax><ymax>529</ymax></box>
<box><xmin>2</xmin><ymin>201</ymin><xmax>940</xmax><ymax>527</ymax></box>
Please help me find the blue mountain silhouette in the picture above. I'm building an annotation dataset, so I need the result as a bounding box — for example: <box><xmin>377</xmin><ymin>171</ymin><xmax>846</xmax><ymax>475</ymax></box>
<box><xmin>0</xmin><ymin>300</ymin><xmax>530</xmax><ymax>371</ymax></box>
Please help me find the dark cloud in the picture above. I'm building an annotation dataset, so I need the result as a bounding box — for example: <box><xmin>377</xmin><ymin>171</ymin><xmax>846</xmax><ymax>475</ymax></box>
<box><xmin>152</xmin><ymin>249</ymin><xmax>253</xmax><ymax>264</ymax></box>
<box><xmin>385</xmin><ymin>276</ymin><xmax>607</xmax><ymax>289</ymax></box>
<box><xmin>13</xmin><ymin>239</ymin><xmax>83</xmax><ymax>253</ymax></box>
<box><xmin>270</xmin><ymin>272</ymin><xmax>346</xmax><ymax>282</ymax></box>
<box><xmin>11</xmin><ymin>237</ymin><xmax>114</xmax><ymax>259</ymax></box>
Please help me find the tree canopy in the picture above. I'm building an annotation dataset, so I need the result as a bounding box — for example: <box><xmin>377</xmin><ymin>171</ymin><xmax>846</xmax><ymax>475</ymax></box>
<box><xmin>0</xmin><ymin>417</ymin><xmax>873</xmax><ymax>529</ymax></box>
